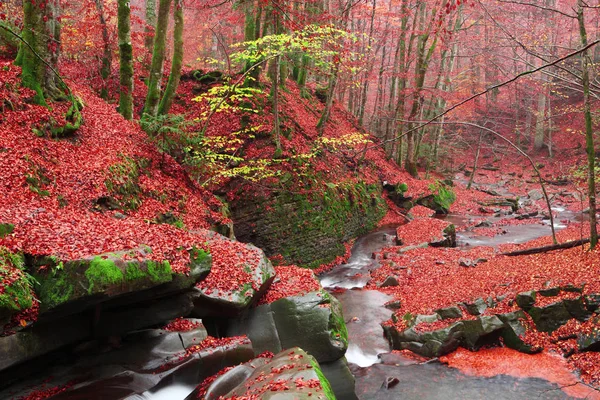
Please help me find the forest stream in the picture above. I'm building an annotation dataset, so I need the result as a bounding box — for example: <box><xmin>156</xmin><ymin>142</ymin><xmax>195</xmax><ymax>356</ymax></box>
<box><xmin>320</xmin><ymin>217</ymin><xmax>597</xmax><ymax>399</ymax></box>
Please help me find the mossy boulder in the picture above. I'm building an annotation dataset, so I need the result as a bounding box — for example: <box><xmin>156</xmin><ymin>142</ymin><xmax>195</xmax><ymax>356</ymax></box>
<box><xmin>192</xmin><ymin>242</ymin><xmax>275</xmax><ymax>317</ymax></box>
<box><xmin>231</xmin><ymin>181</ymin><xmax>386</xmax><ymax>268</ymax></box>
<box><xmin>34</xmin><ymin>246</ymin><xmax>210</xmax><ymax>316</ymax></box>
<box><xmin>383</xmin><ymin>313</ymin><xmax>505</xmax><ymax>358</ymax></box>
<box><xmin>200</xmin><ymin>348</ymin><xmax>336</xmax><ymax>400</ymax></box>
<box><xmin>227</xmin><ymin>290</ymin><xmax>348</xmax><ymax>363</ymax></box>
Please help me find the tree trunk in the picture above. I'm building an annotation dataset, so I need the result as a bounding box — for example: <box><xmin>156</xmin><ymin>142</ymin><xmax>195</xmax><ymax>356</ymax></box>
<box><xmin>577</xmin><ymin>0</ymin><xmax>598</xmax><ymax>249</ymax></box>
<box><xmin>145</xmin><ymin>0</ymin><xmax>157</xmax><ymax>54</ymax></box>
<box><xmin>94</xmin><ymin>0</ymin><xmax>111</xmax><ymax>100</ymax></box>
<box><xmin>19</xmin><ymin>0</ymin><xmax>62</xmax><ymax>106</ymax></box>
<box><xmin>143</xmin><ymin>0</ymin><xmax>172</xmax><ymax>118</ymax></box>
<box><xmin>158</xmin><ymin>0</ymin><xmax>184</xmax><ymax>115</ymax></box>
<box><xmin>534</xmin><ymin>77</ymin><xmax>546</xmax><ymax>151</ymax></box>
<box><xmin>117</xmin><ymin>0</ymin><xmax>134</xmax><ymax>120</ymax></box>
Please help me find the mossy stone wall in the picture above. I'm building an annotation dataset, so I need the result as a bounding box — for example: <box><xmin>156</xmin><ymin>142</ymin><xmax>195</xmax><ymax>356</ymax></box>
<box><xmin>231</xmin><ymin>182</ymin><xmax>386</xmax><ymax>268</ymax></box>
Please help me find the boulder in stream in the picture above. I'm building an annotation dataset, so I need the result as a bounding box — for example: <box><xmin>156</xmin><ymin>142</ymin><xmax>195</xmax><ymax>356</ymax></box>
<box><xmin>227</xmin><ymin>290</ymin><xmax>348</xmax><ymax>364</ymax></box>
<box><xmin>197</xmin><ymin>347</ymin><xmax>336</xmax><ymax>400</ymax></box>
<box><xmin>0</xmin><ymin>322</ymin><xmax>255</xmax><ymax>399</ymax></box>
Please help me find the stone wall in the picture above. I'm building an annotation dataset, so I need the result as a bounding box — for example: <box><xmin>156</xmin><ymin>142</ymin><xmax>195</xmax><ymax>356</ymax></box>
<box><xmin>231</xmin><ymin>182</ymin><xmax>387</xmax><ymax>268</ymax></box>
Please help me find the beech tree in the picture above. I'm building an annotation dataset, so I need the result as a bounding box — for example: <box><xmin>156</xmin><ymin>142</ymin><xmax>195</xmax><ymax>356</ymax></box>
<box><xmin>16</xmin><ymin>0</ymin><xmax>63</xmax><ymax>105</ymax></box>
<box><xmin>158</xmin><ymin>0</ymin><xmax>184</xmax><ymax>115</ymax></box>
<box><xmin>117</xmin><ymin>0</ymin><xmax>134</xmax><ymax>120</ymax></box>
<box><xmin>143</xmin><ymin>0</ymin><xmax>172</xmax><ymax>118</ymax></box>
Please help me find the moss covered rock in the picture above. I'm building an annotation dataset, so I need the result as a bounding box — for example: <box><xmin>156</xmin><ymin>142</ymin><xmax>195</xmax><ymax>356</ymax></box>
<box><xmin>192</xmin><ymin>241</ymin><xmax>275</xmax><ymax>317</ymax></box>
<box><xmin>34</xmin><ymin>246</ymin><xmax>210</xmax><ymax>315</ymax></box>
<box><xmin>201</xmin><ymin>347</ymin><xmax>336</xmax><ymax>400</ymax></box>
<box><xmin>227</xmin><ymin>290</ymin><xmax>348</xmax><ymax>363</ymax></box>
<box><xmin>231</xmin><ymin>181</ymin><xmax>386</xmax><ymax>268</ymax></box>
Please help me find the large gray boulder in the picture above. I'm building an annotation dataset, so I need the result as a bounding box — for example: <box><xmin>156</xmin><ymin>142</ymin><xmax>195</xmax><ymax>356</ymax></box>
<box><xmin>198</xmin><ymin>347</ymin><xmax>336</xmax><ymax>400</ymax></box>
<box><xmin>1</xmin><ymin>322</ymin><xmax>254</xmax><ymax>399</ymax></box>
<box><xmin>227</xmin><ymin>290</ymin><xmax>348</xmax><ymax>363</ymax></box>
<box><xmin>192</xmin><ymin>241</ymin><xmax>275</xmax><ymax>317</ymax></box>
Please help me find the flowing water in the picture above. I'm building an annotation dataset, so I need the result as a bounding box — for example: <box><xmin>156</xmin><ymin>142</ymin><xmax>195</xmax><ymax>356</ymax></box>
<box><xmin>320</xmin><ymin>224</ymin><xmax>594</xmax><ymax>399</ymax></box>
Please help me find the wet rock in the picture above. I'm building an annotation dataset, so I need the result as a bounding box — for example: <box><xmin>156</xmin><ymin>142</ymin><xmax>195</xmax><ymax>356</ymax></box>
<box><xmin>516</xmin><ymin>291</ymin><xmax>536</xmax><ymax>311</ymax></box>
<box><xmin>93</xmin><ymin>291</ymin><xmax>195</xmax><ymax>337</ymax></box>
<box><xmin>435</xmin><ymin>306</ymin><xmax>463</xmax><ymax>320</ymax></box>
<box><xmin>382</xmin><ymin>377</ymin><xmax>400</xmax><ymax>389</ymax></box>
<box><xmin>199</xmin><ymin>348</ymin><xmax>336</xmax><ymax>400</ymax></box>
<box><xmin>538</xmin><ymin>287</ymin><xmax>561</xmax><ymax>297</ymax></box>
<box><xmin>463</xmin><ymin>298</ymin><xmax>487</xmax><ymax>316</ymax></box>
<box><xmin>515</xmin><ymin>211</ymin><xmax>539</xmax><ymax>220</ymax></box>
<box><xmin>429</xmin><ymin>224</ymin><xmax>457</xmax><ymax>248</ymax></box>
<box><xmin>192</xmin><ymin>242</ymin><xmax>275</xmax><ymax>317</ymax></box>
<box><xmin>458</xmin><ymin>258</ymin><xmax>477</xmax><ymax>268</ymax></box>
<box><xmin>497</xmin><ymin>311</ymin><xmax>541</xmax><ymax>354</ymax></box>
<box><xmin>385</xmin><ymin>300</ymin><xmax>402</xmax><ymax>311</ymax></box>
<box><xmin>475</xmin><ymin>220</ymin><xmax>494</xmax><ymax>228</ymax></box>
<box><xmin>380</xmin><ymin>275</ymin><xmax>400</xmax><ymax>288</ymax></box>
<box><xmin>227</xmin><ymin>290</ymin><xmax>348</xmax><ymax>363</ymax></box>
<box><xmin>1</xmin><ymin>324</ymin><xmax>254</xmax><ymax>399</ymax></box>
<box><xmin>204</xmin><ymin>359</ymin><xmax>271</xmax><ymax>400</ymax></box>
<box><xmin>0</xmin><ymin>313</ymin><xmax>91</xmax><ymax>375</ymax></box>
<box><xmin>561</xmin><ymin>284</ymin><xmax>584</xmax><ymax>293</ymax></box>
<box><xmin>585</xmin><ymin>294</ymin><xmax>600</xmax><ymax>313</ymax></box>
<box><xmin>563</xmin><ymin>297</ymin><xmax>592</xmax><ymax>321</ymax></box>
<box><xmin>320</xmin><ymin>357</ymin><xmax>358</xmax><ymax>400</ymax></box>
<box><xmin>528</xmin><ymin>189</ymin><xmax>544</xmax><ymax>201</ymax></box>
<box><xmin>33</xmin><ymin>246</ymin><xmax>210</xmax><ymax>319</ymax></box>
<box><xmin>527</xmin><ymin>301</ymin><xmax>571</xmax><ymax>333</ymax></box>
<box><xmin>577</xmin><ymin>318</ymin><xmax>600</xmax><ymax>351</ymax></box>
<box><xmin>461</xmin><ymin>316</ymin><xmax>504</xmax><ymax>350</ymax></box>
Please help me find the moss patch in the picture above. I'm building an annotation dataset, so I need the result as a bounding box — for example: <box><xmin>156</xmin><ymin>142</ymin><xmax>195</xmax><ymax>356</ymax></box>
<box><xmin>104</xmin><ymin>155</ymin><xmax>149</xmax><ymax>210</ymax></box>
<box><xmin>85</xmin><ymin>257</ymin><xmax>124</xmax><ymax>294</ymax></box>
<box><xmin>0</xmin><ymin>249</ymin><xmax>34</xmax><ymax>315</ymax></box>
<box><xmin>233</xmin><ymin>181</ymin><xmax>386</xmax><ymax>268</ymax></box>
<box><xmin>0</xmin><ymin>223</ymin><xmax>14</xmax><ymax>238</ymax></box>
<box><xmin>309</xmin><ymin>357</ymin><xmax>337</xmax><ymax>400</ymax></box>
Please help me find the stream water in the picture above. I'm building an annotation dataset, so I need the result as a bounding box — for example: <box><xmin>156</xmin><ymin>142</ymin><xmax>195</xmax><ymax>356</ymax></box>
<box><xmin>320</xmin><ymin>223</ymin><xmax>591</xmax><ymax>399</ymax></box>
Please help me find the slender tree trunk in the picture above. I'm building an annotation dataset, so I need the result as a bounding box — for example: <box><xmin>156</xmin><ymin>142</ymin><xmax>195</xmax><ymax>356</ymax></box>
<box><xmin>117</xmin><ymin>0</ymin><xmax>134</xmax><ymax>120</ymax></box>
<box><xmin>534</xmin><ymin>78</ymin><xmax>546</xmax><ymax>151</ymax></box>
<box><xmin>577</xmin><ymin>1</ymin><xmax>598</xmax><ymax>249</ymax></box>
<box><xmin>467</xmin><ymin>132</ymin><xmax>483</xmax><ymax>190</ymax></box>
<box><xmin>143</xmin><ymin>0</ymin><xmax>172</xmax><ymax>118</ymax></box>
<box><xmin>158</xmin><ymin>0</ymin><xmax>184</xmax><ymax>115</ymax></box>
<box><xmin>94</xmin><ymin>0</ymin><xmax>111</xmax><ymax>100</ymax></box>
<box><xmin>145</xmin><ymin>0</ymin><xmax>157</xmax><ymax>54</ymax></box>
<box><xmin>19</xmin><ymin>0</ymin><xmax>62</xmax><ymax>105</ymax></box>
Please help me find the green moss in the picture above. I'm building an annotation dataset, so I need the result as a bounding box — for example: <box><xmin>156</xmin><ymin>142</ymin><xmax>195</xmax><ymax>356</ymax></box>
<box><xmin>0</xmin><ymin>223</ymin><xmax>14</xmax><ymax>238</ymax></box>
<box><xmin>85</xmin><ymin>257</ymin><xmax>124</xmax><ymax>294</ymax></box>
<box><xmin>105</xmin><ymin>156</ymin><xmax>149</xmax><ymax>210</ymax></box>
<box><xmin>125</xmin><ymin>262</ymin><xmax>146</xmax><ymax>281</ymax></box>
<box><xmin>0</xmin><ymin>249</ymin><xmax>34</xmax><ymax>313</ymax></box>
<box><xmin>189</xmin><ymin>247</ymin><xmax>210</xmax><ymax>265</ymax></box>
<box><xmin>309</xmin><ymin>357</ymin><xmax>337</xmax><ymax>400</ymax></box>
<box><xmin>146</xmin><ymin>260</ymin><xmax>172</xmax><ymax>283</ymax></box>
<box><xmin>267</xmin><ymin>181</ymin><xmax>386</xmax><ymax>268</ymax></box>
<box><xmin>38</xmin><ymin>271</ymin><xmax>74</xmax><ymax>309</ymax></box>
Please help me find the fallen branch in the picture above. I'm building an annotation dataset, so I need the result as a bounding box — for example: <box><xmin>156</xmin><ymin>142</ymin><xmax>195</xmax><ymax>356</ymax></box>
<box><xmin>501</xmin><ymin>239</ymin><xmax>590</xmax><ymax>256</ymax></box>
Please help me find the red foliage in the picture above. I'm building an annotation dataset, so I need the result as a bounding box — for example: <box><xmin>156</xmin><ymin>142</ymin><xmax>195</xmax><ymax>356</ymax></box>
<box><xmin>19</xmin><ymin>380</ymin><xmax>78</xmax><ymax>400</ymax></box>
<box><xmin>258</xmin><ymin>266</ymin><xmax>321</xmax><ymax>305</ymax></box>
<box><xmin>441</xmin><ymin>348</ymin><xmax>600</xmax><ymax>399</ymax></box>
<box><xmin>396</xmin><ymin>217</ymin><xmax>451</xmax><ymax>246</ymax></box>
<box><xmin>162</xmin><ymin>317</ymin><xmax>201</xmax><ymax>332</ymax></box>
